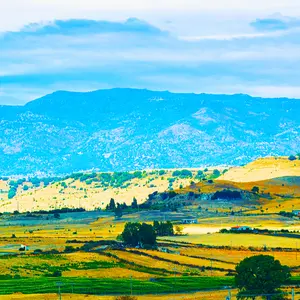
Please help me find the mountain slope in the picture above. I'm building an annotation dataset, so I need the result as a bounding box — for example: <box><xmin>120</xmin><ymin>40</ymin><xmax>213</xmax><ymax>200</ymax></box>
<box><xmin>0</xmin><ymin>88</ymin><xmax>299</xmax><ymax>175</ymax></box>
<box><xmin>219</xmin><ymin>157</ymin><xmax>300</xmax><ymax>182</ymax></box>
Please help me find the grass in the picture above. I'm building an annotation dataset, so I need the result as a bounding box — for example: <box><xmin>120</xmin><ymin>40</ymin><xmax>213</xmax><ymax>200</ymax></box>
<box><xmin>0</xmin><ymin>276</ymin><xmax>235</xmax><ymax>295</ymax></box>
<box><xmin>0</xmin><ymin>276</ymin><xmax>299</xmax><ymax>296</ymax></box>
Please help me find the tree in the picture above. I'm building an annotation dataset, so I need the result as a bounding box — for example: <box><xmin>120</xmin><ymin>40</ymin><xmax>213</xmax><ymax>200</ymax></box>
<box><xmin>139</xmin><ymin>223</ymin><xmax>156</xmax><ymax>246</ymax></box>
<box><xmin>53</xmin><ymin>212</ymin><xmax>60</xmax><ymax>219</ymax></box>
<box><xmin>212</xmin><ymin>169</ymin><xmax>221</xmax><ymax>177</ymax></box>
<box><xmin>131</xmin><ymin>197</ymin><xmax>138</xmax><ymax>209</ymax></box>
<box><xmin>51</xmin><ymin>270</ymin><xmax>62</xmax><ymax>277</ymax></box>
<box><xmin>8</xmin><ymin>187</ymin><xmax>17</xmax><ymax>199</ymax></box>
<box><xmin>251</xmin><ymin>186</ymin><xmax>259</xmax><ymax>194</ymax></box>
<box><xmin>108</xmin><ymin>198</ymin><xmax>116</xmax><ymax>210</ymax></box>
<box><xmin>288</xmin><ymin>155</ymin><xmax>297</xmax><ymax>161</ymax></box>
<box><xmin>115</xmin><ymin>205</ymin><xmax>123</xmax><ymax>219</ymax></box>
<box><xmin>235</xmin><ymin>255</ymin><xmax>291</xmax><ymax>300</ymax></box>
<box><xmin>121</xmin><ymin>222</ymin><xmax>156</xmax><ymax>247</ymax></box>
<box><xmin>175</xmin><ymin>225</ymin><xmax>183</xmax><ymax>235</ymax></box>
<box><xmin>121</xmin><ymin>222</ymin><xmax>141</xmax><ymax>247</ymax></box>
<box><xmin>153</xmin><ymin>221</ymin><xmax>174</xmax><ymax>236</ymax></box>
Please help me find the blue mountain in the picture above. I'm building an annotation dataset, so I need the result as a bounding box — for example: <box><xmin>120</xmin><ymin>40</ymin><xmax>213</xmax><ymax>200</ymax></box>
<box><xmin>0</xmin><ymin>88</ymin><xmax>299</xmax><ymax>175</ymax></box>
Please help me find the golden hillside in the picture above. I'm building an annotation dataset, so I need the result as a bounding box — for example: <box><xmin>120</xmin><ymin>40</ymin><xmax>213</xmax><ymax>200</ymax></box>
<box><xmin>218</xmin><ymin>157</ymin><xmax>300</xmax><ymax>182</ymax></box>
<box><xmin>0</xmin><ymin>169</ymin><xmax>209</xmax><ymax>213</ymax></box>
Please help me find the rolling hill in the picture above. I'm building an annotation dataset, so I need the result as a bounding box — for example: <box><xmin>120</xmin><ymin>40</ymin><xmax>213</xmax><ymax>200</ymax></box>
<box><xmin>1</xmin><ymin>157</ymin><xmax>299</xmax><ymax>213</ymax></box>
<box><xmin>0</xmin><ymin>168</ymin><xmax>211</xmax><ymax>213</ymax></box>
<box><xmin>219</xmin><ymin>157</ymin><xmax>300</xmax><ymax>182</ymax></box>
<box><xmin>0</xmin><ymin>88</ymin><xmax>299</xmax><ymax>175</ymax></box>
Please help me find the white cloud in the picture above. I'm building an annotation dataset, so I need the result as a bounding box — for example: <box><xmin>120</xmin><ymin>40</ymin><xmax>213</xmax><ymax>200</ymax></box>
<box><xmin>1</xmin><ymin>4</ymin><xmax>300</xmax><ymax>103</ymax></box>
<box><xmin>1</xmin><ymin>0</ymin><xmax>300</xmax><ymax>32</ymax></box>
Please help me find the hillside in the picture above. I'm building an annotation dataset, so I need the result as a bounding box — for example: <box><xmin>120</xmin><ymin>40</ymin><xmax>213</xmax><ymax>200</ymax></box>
<box><xmin>1</xmin><ymin>157</ymin><xmax>299</xmax><ymax>214</ymax></box>
<box><xmin>0</xmin><ymin>88</ymin><xmax>299</xmax><ymax>175</ymax></box>
<box><xmin>218</xmin><ymin>157</ymin><xmax>300</xmax><ymax>182</ymax></box>
<box><xmin>0</xmin><ymin>168</ymin><xmax>221</xmax><ymax>213</ymax></box>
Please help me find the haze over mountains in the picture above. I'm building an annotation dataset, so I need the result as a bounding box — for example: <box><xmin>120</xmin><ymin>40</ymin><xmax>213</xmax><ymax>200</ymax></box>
<box><xmin>0</xmin><ymin>88</ymin><xmax>299</xmax><ymax>176</ymax></box>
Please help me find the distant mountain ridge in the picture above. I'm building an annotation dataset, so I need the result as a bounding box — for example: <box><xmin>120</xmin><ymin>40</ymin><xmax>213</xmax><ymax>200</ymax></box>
<box><xmin>0</xmin><ymin>88</ymin><xmax>299</xmax><ymax>175</ymax></box>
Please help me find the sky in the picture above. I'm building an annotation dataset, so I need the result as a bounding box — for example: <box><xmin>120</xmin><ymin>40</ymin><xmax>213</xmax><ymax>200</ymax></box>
<box><xmin>1</xmin><ymin>0</ymin><xmax>300</xmax><ymax>104</ymax></box>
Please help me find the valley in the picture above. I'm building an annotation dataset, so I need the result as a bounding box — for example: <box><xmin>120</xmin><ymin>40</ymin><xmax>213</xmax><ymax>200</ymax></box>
<box><xmin>0</xmin><ymin>156</ymin><xmax>299</xmax><ymax>299</ymax></box>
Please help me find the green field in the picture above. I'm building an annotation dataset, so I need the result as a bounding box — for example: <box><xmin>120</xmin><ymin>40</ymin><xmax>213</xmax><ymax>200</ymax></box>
<box><xmin>0</xmin><ymin>276</ymin><xmax>299</xmax><ymax>296</ymax></box>
<box><xmin>0</xmin><ymin>276</ymin><xmax>235</xmax><ymax>295</ymax></box>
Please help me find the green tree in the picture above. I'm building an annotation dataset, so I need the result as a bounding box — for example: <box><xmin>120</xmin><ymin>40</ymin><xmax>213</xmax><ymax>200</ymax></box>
<box><xmin>139</xmin><ymin>223</ymin><xmax>156</xmax><ymax>246</ymax></box>
<box><xmin>131</xmin><ymin>197</ymin><xmax>138</xmax><ymax>209</ymax></box>
<box><xmin>53</xmin><ymin>212</ymin><xmax>60</xmax><ymax>219</ymax></box>
<box><xmin>288</xmin><ymin>155</ymin><xmax>297</xmax><ymax>161</ymax></box>
<box><xmin>8</xmin><ymin>187</ymin><xmax>17</xmax><ymax>199</ymax></box>
<box><xmin>121</xmin><ymin>222</ymin><xmax>141</xmax><ymax>246</ymax></box>
<box><xmin>197</xmin><ymin>170</ymin><xmax>204</xmax><ymax>177</ymax></box>
<box><xmin>152</xmin><ymin>221</ymin><xmax>174</xmax><ymax>236</ymax></box>
<box><xmin>212</xmin><ymin>169</ymin><xmax>221</xmax><ymax>177</ymax></box>
<box><xmin>251</xmin><ymin>186</ymin><xmax>259</xmax><ymax>194</ymax></box>
<box><xmin>114</xmin><ymin>205</ymin><xmax>123</xmax><ymax>219</ymax></box>
<box><xmin>121</xmin><ymin>222</ymin><xmax>156</xmax><ymax>247</ymax></box>
<box><xmin>235</xmin><ymin>255</ymin><xmax>291</xmax><ymax>300</ymax></box>
<box><xmin>108</xmin><ymin>198</ymin><xmax>116</xmax><ymax>210</ymax></box>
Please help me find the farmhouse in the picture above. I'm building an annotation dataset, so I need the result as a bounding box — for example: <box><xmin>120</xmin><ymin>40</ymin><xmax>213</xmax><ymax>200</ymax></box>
<box><xmin>19</xmin><ymin>244</ymin><xmax>29</xmax><ymax>251</ymax></box>
<box><xmin>181</xmin><ymin>218</ymin><xmax>198</xmax><ymax>224</ymax></box>
<box><xmin>231</xmin><ymin>226</ymin><xmax>252</xmax><ymax>232</ymax></box>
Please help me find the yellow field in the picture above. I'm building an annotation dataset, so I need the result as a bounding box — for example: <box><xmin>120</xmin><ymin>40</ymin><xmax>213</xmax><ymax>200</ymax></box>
<box><xmin>135</xmin><ymin>249</ymin><xmax>233</xmax><ymax>270</ymax></box>
<box><xmin>219</xmin><ymin>157</ymin><xmax>300</xmax><ymax>182</ymax></box>
<box><xmin>178</xmin><ymin>247</ymin><xmax>300</xmax><ymax>273</ymax></box>
<box><xmin>160</xmin><ymin>233</ymin><xmax>300</xmax><ymax>249</ymax></box>
<box><xmin>107</xmin><ymin>250</ymin><xmax>204</xmax><ymax>275</ymax></box>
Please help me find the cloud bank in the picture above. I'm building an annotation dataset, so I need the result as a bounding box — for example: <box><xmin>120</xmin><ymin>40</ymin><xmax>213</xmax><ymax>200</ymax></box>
<box><xmin>251</xmin><ymin>15</ymin><xmax>300</xmax><ymax>31</ymax></box>
<box><xmin>1</xmin><ymin>15</ymin><xmax>300</xmax><ymax>104</ymax></box>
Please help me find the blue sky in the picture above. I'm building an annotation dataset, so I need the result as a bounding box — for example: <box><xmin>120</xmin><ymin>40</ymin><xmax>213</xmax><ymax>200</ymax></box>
<box><xmin>1</xmin><ymin>0</ymin><xmax>300</xmax><ymax>104</ymax></box>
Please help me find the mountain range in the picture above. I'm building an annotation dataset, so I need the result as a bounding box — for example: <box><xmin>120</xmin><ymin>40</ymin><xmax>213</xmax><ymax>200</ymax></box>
<box><xmin>0</xmin><ymin>88</ymin><xmax>299</xmax><ymax>175</ymax></box>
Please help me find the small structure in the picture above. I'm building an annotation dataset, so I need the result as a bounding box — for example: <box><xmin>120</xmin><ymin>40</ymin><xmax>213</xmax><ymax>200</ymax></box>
<box><xmin>19</xmin><ymin>244</ymin><xmax>29</xmax><ymax>251</ymax></box>
<box><xmin>181</xmin><ymin>218</ymin><xmax>198</xmax><ymax>224</ymax></box>
<box><xmin>158</xmin><ymin>247</ymin><xmax>180</xmax><ymax>255</ymax></box>
<box><xmin>292</xmin><ymin>210</ymin><xmax>300</xmax><ymax>216</ymax></box>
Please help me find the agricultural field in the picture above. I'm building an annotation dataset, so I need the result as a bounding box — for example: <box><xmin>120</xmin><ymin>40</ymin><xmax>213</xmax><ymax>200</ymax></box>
<box><xmin>0</xmin><ymin>290</ymin><xmax>239</xmax><ymax>300</ymax></box>
<box><xmin>0</xmin><ymin>157</ymin><xmax>299</xmax><ymax>299</ymax></box>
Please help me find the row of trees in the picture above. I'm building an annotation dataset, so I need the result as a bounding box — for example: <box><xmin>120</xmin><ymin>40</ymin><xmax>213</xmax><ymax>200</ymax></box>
<box><xmin>153</xmin><ymin>221</ymin><xmax>174</xmax><ymax>236</ymax></box>
<box><xmin>121</xmin><ymin>221</ymin><xmax>175</xmax><ymax>247</ymax></box>
<box><xmin>106</xmin><ymin>198</ymin><xmax>139</xmax><ymax>219</ymax></box>
<box><xmin>121</xmin><ymin>222</ymin><xmax>156</xmax><ymax>247</ymax></box>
